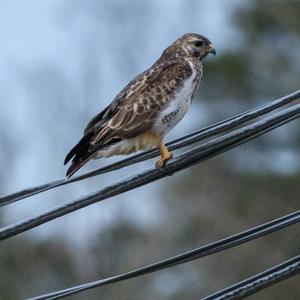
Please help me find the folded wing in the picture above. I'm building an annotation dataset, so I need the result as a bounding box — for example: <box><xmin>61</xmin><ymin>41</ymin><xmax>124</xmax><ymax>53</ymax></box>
<box><xmin>64</xmin><ymin>59</ymin><xmax>190</xmax><ymax>177</ymax></box>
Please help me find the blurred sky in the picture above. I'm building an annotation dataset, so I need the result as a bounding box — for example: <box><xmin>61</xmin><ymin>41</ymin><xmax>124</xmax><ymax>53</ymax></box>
<box><xmin>0</xmin><ymin>0</ymin><xmax>244</xmax><ymax>243</ymax></box>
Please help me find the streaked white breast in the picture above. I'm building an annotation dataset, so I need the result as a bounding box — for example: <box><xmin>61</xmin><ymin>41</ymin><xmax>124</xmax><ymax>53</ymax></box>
<box><xmin>153</xmin><ymin>61</ymin><xmax>197</xmax><ymax>136</ymax></box>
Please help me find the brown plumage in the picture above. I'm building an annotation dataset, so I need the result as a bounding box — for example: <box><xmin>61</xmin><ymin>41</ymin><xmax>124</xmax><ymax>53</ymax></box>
<box><xmin>64</xmin><ymin>33</ymin><xmax>216</xmax><ymax>177</ymax></box>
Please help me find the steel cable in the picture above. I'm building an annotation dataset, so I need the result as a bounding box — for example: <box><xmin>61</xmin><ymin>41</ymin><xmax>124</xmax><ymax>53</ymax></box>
<box><xmin>201</xmin><ymin>255</ymin><xmax>300</xmax><ymax>300</ymax></box>
<box><xmin>1</xmin><ymin>103</ymin><xmax>300</xmax><ymax>241</ymax></box>
<box><xmin>1</xmin><ymin>90</ymin><xmax>299</xmax><ymax>207</ymax></box>
<box><xmin>28</xmin><ymin>210</ymin><xmax>300</xmax><ymax>300</ymax></box>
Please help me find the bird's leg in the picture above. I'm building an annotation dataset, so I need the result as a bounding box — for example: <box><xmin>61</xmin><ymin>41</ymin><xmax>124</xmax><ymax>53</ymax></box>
<box><xmin>156</xmin><ymin>141</ymin><xmax>172</xmax><ymax>169</ymax></box>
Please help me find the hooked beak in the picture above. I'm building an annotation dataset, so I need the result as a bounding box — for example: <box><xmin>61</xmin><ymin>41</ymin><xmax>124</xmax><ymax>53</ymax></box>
<box><xmin>206</xmin><ymin>44</ymin><xmax>216</xmax><ymax>56</ymax></box>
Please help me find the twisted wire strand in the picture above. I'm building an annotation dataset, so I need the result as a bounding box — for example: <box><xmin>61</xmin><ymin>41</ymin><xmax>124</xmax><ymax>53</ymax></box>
<box><xmin>201</xmin><ymin>255</ymin><xmax>300</xmax><ymax>300</ymax></box>
<box><xmin>1</xmin><ymin>90</ymin><xmax>299</xmax><ymax>207</ymax></box>
<box><xmin>1</xmin><ymin>103</ymin><xmax>300</xmax><ymax>241</ymax></box>
<box><xmin>28</xmin><ymin>210</ymin><xmax>300</xmax><ymax>300</ymax></box>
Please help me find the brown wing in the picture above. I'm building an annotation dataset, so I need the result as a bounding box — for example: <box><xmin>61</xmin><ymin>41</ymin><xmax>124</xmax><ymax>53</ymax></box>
<box><xmin>64</xmin><ymin>59</ymin><xmax>192</xmax><ymax>177</ymax></box>
<box><xmin>91</xmin><ymin>60</ymin><xmax>193</xmax><ymax>143</ymax></box>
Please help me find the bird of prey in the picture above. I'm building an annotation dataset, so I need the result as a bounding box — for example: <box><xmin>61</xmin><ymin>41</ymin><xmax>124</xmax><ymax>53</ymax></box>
<box><xmin>64</xmin><ymin>33</ymin><xmax>215</xmax><ymax>177</ymax></box>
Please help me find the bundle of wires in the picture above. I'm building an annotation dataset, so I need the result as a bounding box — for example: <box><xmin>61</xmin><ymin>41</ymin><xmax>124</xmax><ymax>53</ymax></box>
<box><xmin>0</xmin><ymin>90</ymin><xmax>299</xmax><ymax>299</ymax></box>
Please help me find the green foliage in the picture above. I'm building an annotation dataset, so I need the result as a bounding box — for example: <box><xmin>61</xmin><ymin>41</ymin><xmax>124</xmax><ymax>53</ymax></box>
<box><xmin>236</xmin><ymin>0</ymin><xmax>300</xmax><ymax>38</ymax></box>
<box><xmin>204</xmin><ymin>53</ymin><xmax>254</xmax><ymax>101</ymax></box>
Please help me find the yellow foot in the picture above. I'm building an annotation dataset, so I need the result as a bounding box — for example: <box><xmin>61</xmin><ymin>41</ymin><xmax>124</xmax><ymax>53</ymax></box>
<box><xmin>156</xmin><ymin>142</ymin><xmax>172</xmax><ymax>169</ymax></box>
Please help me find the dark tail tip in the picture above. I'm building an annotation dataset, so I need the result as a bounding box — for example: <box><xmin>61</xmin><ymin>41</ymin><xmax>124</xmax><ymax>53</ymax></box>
<box><xmin>66</xmin><ymin>163</ymin><xmax>79</xmax><ymax>178</ymax></box>
<box><xmin>64</xmin><ymin>153</ymin><xmax>72</xmax><ymax>165</ymax></box>
<box><xmin>64</xmin><ymin>134</ymin><xmax>92</xmax><ymax>166</ymax></box>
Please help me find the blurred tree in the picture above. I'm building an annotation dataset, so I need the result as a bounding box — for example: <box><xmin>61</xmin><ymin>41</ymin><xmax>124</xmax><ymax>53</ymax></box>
<box><xmin>0</xmin><ymin>237</ymin><xmax>78</xmax><ymax>299</ymax></box>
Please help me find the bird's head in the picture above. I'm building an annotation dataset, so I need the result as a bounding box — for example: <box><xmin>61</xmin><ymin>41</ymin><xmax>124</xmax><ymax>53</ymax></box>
<box><xmin>163</xmin><ymin>33</ymin><xmax>216</xmax><ymax>61</ymax></box>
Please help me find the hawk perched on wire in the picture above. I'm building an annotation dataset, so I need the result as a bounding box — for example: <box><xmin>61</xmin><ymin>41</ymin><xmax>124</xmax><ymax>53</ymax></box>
<box><xmin>64</xmin><ymin>33</ymin><xmax>215</xmax><ymax>177</ymax></box>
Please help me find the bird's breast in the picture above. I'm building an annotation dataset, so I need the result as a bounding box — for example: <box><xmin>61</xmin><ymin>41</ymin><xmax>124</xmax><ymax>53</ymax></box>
<box><xmin>153</xmin><ymin>62</ymin><xmax>199</xmax><ymax>136</ymax></box>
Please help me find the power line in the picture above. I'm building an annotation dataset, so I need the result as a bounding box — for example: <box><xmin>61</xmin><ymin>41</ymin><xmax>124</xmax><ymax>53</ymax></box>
<box><xmin>1</xmin><ymin>103</ymin><xmax>300</xmax><ymax>241</ymax></box>
<box><xmin>1</xmin><ymin>90</ymin><xmax>299</xmax><ymax>207</ymax></box>
<box><xmin>28</xmin><ymin>210</ymin><xmax>300</xmax><ymax>300</ymax></box>
<box><xmin>201</xmin><ymin>255</ymin><xmax>300</xmax><ymax>300</ymax></box>
<box><xmin>0</xmin><ymin>90</ymin><xmax>299</xmax><ymax>299</ymax></box>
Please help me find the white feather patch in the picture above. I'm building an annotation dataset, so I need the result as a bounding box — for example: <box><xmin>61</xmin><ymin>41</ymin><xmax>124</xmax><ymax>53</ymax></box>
<box><xmin>152</xmin><ymin>61</ymin><xmax>197</xmax><ymax>135</ymax></box>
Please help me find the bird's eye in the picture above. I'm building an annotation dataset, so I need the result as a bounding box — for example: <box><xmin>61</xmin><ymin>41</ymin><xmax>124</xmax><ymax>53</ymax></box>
<box><xmin>194</xmin><ymin>41</ymin><xmax>204</xmax><ymax>47</ymax></box>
